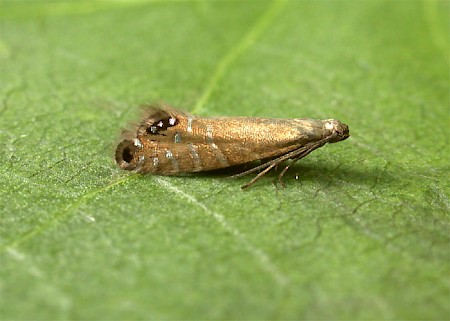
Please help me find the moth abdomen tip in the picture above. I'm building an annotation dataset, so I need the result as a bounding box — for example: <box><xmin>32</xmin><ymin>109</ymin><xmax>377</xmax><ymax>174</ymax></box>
<box><xmin>115</xmin><ymin>139</ymin><xmax>141</xmax><ymax>170</ymax></box>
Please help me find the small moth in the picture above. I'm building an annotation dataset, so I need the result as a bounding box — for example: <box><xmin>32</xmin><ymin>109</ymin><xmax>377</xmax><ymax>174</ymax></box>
<box><xmin>115</xmin><ymin>104</ymin><xmax>349</xmax><ymax>188</ymax></box>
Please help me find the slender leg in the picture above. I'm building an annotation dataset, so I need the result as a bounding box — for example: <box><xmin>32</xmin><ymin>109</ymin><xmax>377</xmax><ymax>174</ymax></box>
<box><xmin>236</xmin><ymin>138</ymin><xmax>329</xmax><ymax>188</ymax></box>
<box><xmin>276</xmin><ymin>143</ymin><xmax>324</xmax><ymax>187</ymax></box>
<box><xmin>277</xmin><ymin>164</ymin><xmax>291</xmax><ymax>187</ymax></box>
<box><xmin>231</xmin><ymin>158</ymin><xmax>277</xmax><ymax>178</ymax></box>
<box><xmin>232</xmin><ymin>145</ymin><xmax>312</xmax><ymax>179</ymax></box>
<box><xmin>241</xmin><ymin>162</ymin><xmax>279</xmax><ymax>189</ymax></box>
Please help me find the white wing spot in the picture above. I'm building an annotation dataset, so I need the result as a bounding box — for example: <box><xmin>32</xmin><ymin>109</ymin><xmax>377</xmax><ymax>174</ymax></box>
<box><xmin>165</xmin><ymin>150</ymin><xmax>179</xmax><ymax>172</ymax></box>
<box><xmin>325</xmin><ymin>122</ymin><xmax>334</xmax><ymax>130</ymax></box>
<box><xmin>206</xmin><ymin>125</ymin><xmax>213</xmax><ymax>140</ymax></box>
<box><xmin>133</xmin><ymin>138</ymin><xmax>143</xmax><ymax>148</ymax></box>
<box><xmin>188</xmin><ymin>143</ymin><xmax>201</xmax><ymax>171</ymax></box>
<box><xmin>174</xmin><ymin>132</ymin><xmax>182</xmax><ymax>143</ymax></box>
<box><xmin>206</xmin><ymin>126</ymin><xmax>228</xmax><ymax>166</ymax></box>
<box><xmin>187</xmin><ymin>117</ymin><xmax>193</xmax><ymax>133</ymax></box>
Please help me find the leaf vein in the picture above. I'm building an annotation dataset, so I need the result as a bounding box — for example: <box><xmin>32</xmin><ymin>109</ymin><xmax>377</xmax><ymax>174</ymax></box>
<box><xmin>154</xmin><ymin>176</ymin><xmax>289</xmax><ymax>287</ymax></box>
<box><xmin>192</xmin><ymin>0</ymin><xmax>286</xmax><ymax>114</ymax></box>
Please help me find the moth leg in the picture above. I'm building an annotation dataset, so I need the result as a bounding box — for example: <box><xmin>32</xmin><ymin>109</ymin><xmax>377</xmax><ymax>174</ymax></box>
<box><xmin>276</xmin><ymin>141</ymin><xmax>327</xmax><ymax>187</ymax></box>
<box><xmin>231</xmin><ymin>157</ymin><xmax>280</xmax><ymax>179</ymax></box>
<box><xmin>236</xmin><ymin>138</ymin><xmax>329</xmax><ymax>188</ymax></box>
<box><xmin>276</xmin><ymin>158</ymin><xmax>302</xmax><ymax>188</ymax></box>
<box><xmin>277</xmin><ymin>164</ymin><xmax>291</xmax><ymax>188</ymax></box>
<box><xmin>241</xmin><ymin>162</ymin><xmax>279</xmax><ymax>189</ymax></box>
<box><xmin>231</xmin><ymin>147</ymin><xmax>307</xmax><ymax>179</ymax></box>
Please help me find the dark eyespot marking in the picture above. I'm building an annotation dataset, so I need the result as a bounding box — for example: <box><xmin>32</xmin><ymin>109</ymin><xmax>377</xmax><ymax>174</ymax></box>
<box><xmin>135</xmin><ymin>106</ymin><xmax>184</xmax><ymax>137</ymax></box>
<box><xmin>115</xmin><ymin>140</ymin><xmax>138</xmax><ymax>170</ymax></box>
<box><xmin>145</xmin><ymin>116</ymin><xmax>178</xmax><ymax>135</ymax></box>
<box><xmin>122</xmin><ymin>146</ymin><xmax>133</xmax><ymax>163</ymax></box>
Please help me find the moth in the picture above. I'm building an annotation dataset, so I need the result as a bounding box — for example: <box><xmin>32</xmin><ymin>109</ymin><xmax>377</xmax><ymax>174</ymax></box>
<box><xmin>115</xmin><ymin>104</ymin><xmax>349</xmax><ymax>188</ymax></box>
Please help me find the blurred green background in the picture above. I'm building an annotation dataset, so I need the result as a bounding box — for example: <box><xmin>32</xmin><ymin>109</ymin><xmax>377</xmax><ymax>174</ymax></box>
<box><xmin>1</xmin><ymin>0</ymin><xmax>449</xmax><ymax>320</ymax></box>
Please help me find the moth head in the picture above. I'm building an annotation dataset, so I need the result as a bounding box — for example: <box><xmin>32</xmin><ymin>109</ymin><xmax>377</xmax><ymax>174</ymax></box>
<box><xmin>115</xmin><ymin>138</ymin><xmax>145</xmax><ymax>170</ymax></box>
<box><xmin>324</xmin><ymin>120</ymin><xmax>350</xmax><ymax>143</ymax></box>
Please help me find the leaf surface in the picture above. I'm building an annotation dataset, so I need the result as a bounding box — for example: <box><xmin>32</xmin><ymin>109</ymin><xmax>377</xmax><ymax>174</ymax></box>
<box><xmin>1</xmin><ymin>1</ymin><xmax>449</xmax><ymax>319</ymax></box>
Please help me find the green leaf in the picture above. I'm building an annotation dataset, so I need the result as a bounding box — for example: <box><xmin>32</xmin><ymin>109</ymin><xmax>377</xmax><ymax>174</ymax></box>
<box><xmin>1</xmin><ymin>0</ymin><xmax>448</xmax><ymax>319</ymax></box>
